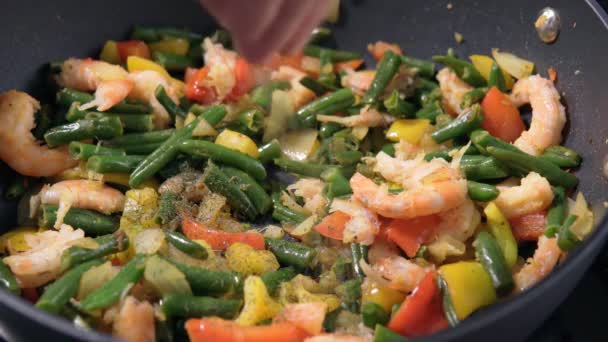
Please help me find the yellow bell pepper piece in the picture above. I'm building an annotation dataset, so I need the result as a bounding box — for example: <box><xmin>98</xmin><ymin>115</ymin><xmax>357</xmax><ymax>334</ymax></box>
<box><xmin>484</xmin><ymin>202</ymin><xmax>518</xmax><ymax>268</ymax></box>
<box><xmin>386</xmin><ymin>119</ymin><xmax>431</xmax><ymax>144</ymax></box>
<box><xmin>295</xmin><ymin>287</ymin><xmax>341</xmax><ymax>312</ymax></box>
<box><xmin>99</xmin><ymin>40</ymin><xmax>121</xmax><ymax>64</ymax></box>
<box><xmin>127</xmin><ymin>56</ymin><xmax>171</xmax><ymax>78</ymax></box>
<box><xmin>469</xmin><ymin>54</ymin><xmax>514</xmax><ymax>90</ymax></box>
<box><xmin>0</xmin><ymin>227</ymin><xmax>37</xmax><ymax>254</ymax></box>
<box><xmin>278</xmin><ymin>275</ymin><xmax>341</xmax><ymax>312</ymax></box>
<box><xmin>226</xmin><ymin>242</ymin><xmax>280</xmax><ymax>276</ymax></box>
<box><xmin>215</xmin><ymin>129</ymin><xmax>260</xmax><ymax>158</ymax></box>
<box><xmin>439</xmin><ymin>261</ymin><xmax>497</xmax><ymax>320</ymax></box>
<box><xmin>361</xmin><ymin>281</ymin><xmax>406</xmax><ymax>312</ymax></box>
<box><xmin>149</xmin><ymin>38</ymin><xmax>190</xmax><ymax>56</ymax></box>
<box><xmin>236</xmin><ymin>276</ymin><xmax>282</xmax><ymax>326</ymax></box>
<box><xmin>117</xmin><ymin>187</ymin><xmax>159</xmax><ymax>261</ymax></box>
<box><xmin>101</xmin><ymin>172</ymin><xmax>159</xmax><ymax>190</ymax></box>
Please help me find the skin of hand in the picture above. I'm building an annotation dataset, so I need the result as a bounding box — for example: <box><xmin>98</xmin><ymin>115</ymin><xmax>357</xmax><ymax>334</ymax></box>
<box><xmin>200</xmin><ymin>0</ymin><xmax>331</xmax><ymax>63</ymax></box>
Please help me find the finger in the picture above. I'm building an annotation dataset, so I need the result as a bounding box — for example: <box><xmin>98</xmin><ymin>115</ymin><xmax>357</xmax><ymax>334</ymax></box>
<box><xmin>267</xmin><ymin>0</ymin><xmax>319</xmax><ymax>56</ymax></box>
<box><xmin>282</xmin><ymin>0</ymin><xmax>331</xmax><ymax>55</ymax></box>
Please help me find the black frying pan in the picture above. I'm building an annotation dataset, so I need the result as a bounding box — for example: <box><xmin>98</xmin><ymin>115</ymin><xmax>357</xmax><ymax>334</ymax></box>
<box><xmin>1</xmin><ymin>0</ymin><xmax>607</xmax><ymax>341</ymax></box>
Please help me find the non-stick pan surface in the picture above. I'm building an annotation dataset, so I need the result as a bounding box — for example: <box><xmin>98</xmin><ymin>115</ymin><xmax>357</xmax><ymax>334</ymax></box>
<box><xmin>0</xmin><ymin>0</ymin><xmax>607</xmax><ymax>341</ymax></box>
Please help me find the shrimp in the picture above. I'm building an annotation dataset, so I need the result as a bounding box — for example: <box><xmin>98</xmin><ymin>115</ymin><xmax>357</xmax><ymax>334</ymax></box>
<box><xmin>0</xmin><ymin>90</ymin><xmax>77</xmax><ymax>177</ymax></box>
<box><xmin>159</xmin><ymin>171</ymin><xmax>208</xmax><ymax>202</ymax></box>
<box><xmin>271</xmin><ymin>65</ymin><xmax>316</xmax><ymax>109</ymax></box>
<box><xmin>202</xmin><ymin>38</ymin><xmax>239</xmax><ymax>101</ymax></box>
<box><xmin>341</xmin><ymin>70</ymin><xmax>375</xmax><ymax>95</ymax></box>
<box><xmin>40</xmin><ymin>180</ymin><xmax>125</xmax><ymax>215</ymax></box>
<box><xmin>112</xmin><ymin>296</ymin><xmax>156</xmax><ymax>342</ymax></box>
<box><xmin>513</xmin><ymin>236</ymin><xmax>561</xmax><ymax>292</ymax></box>
<box><xmin>2</xmin><ymin>224</ymin><xmax>85</xmax><ymax>288</ymax></box>
<box><xmin>350</xmin><ymin>152</ymin><xmax>468</xmax><ymax>219</ymax></box>
<box><xmin>317</xmin><ymin>105</ymin><xmax>392</xmax><ymax>128</ymax></box>
<box><xmin>330</xmin><ymin>199</ymin><xmax>380</xmax><ymax>245</ymax></box>
<box><xmin>128</xmin><ymin>70</ymin><xmax>180</xmax><ymax>128</ymax></box>
<box><xmin>510</xmin><ymin>75</ymin><xmax>566</xmax><ymax>155</ymax></box>
<box><xmin>361</xmin><ymin>256</ymin><xmax>428</xmax><ymax>293</ymax></box>
<box><xmin>427</xmin><ymin>199</ymin><xmax>481</xmax><ymax>261</ymax></box>
<box><xmin>57</xmin><ymin>58</ymin><xmax>133</xmax><ymax>111</ymax></box>
<box><xmin>495</xmin><ymin>172</ymin><xmax>554</xmax><ymax>219</ymax></box>
<box><xmin>287</xmin><ymin>178</ymin><xmax>327</xmax><ymax>216</ymax></box>
<box><xmin>436</xmin><ymin>68</ymin><xmax>473</xmax><ymax>115</ymax></box>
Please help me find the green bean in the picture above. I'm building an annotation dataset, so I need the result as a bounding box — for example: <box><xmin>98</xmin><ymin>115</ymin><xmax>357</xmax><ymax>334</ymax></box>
<box><xmin>156</xmin><ymin>192</ymin><xmax>179</xmax><ymax>225</ymax></box>
<box><xmin>203</xmin><ymin>162</ymin><xmax>258</xmax><ymax>220</ymax></box>
<box><xmin>40</xmin><ymin>205</ymin><xmax>119</xmax><ymax>236</ymax></box>
<box><xmin>164</xmin><ymin>230</ymin><xmax>208</xmax><ymax>259</ymax></box>
<box><xmin>435</xmin><ymin>113</ymin><xmax>454</xmax><ymax>129</ymax></box>
<box><xmin>4</xmin><ymin>176</ymin><xmax>27</xmax><ymax>201</ymax></box>
<box><xmin>383</xmin><ymin>90</ymin><xmax>416</xmax><ymax>118</ymax></box>
<box><xmin>36</xmin><ymin>259</ymin><xmax>104</xmax><ymax>313</ymax></box>
<box><xmin>122</xmin><ymin>143</ymin><xmax>163</xmax><ymax>154</ymax></box>
<box><xmin>56</xmin><ymin>88</ymin><xmax>151</xmax><ymax>114</ymax></box>
<box><xmin>417</xmin><ymin>78</ymin><xmax>439</xmax><ymax>92</ymax></box>
<box><xmin>79</xmin><ymin>254</ymin><xmax>147</xmax><ymax>311</ymax></box>
<box><xmin>180</xmin><ymin>140</ymin><xmax>266</xmax><ymax>181</ymax></box>
<box><xmin>69</xmin><ymin>142</ymin><xmax>125</xmax><ymax>161</ymax></box>
<box><xmin>87</xmin><ymin>112</ymin><xmax>154</xmax><ymax>133</ymax></box>
<box><xmin>432</xmin><ymin>55</ymin><xmax>487</xmax><ymax>87</ymax></box>
<box><xmin>261</xmin><ymin>267</ymin><xmax>297</xmax><ymax>295</ymax></box>
<box><xmin>188</xmin><ymin>105</ymin><xmax>227</xmax><ymax>126</ymax></box>
<box><xmin>129</xmin><ymin>106</ymin><xmax>226</xmax><ymax>187</ymax></box>
<box><xmin>65</xmin><ymin>102</ymin><xmax>88</xmax><ymax>122</ymax></box>
<box><xmin>44</xmin><ymin>116</ymin><xmax>123</xmax><ymax>147</ymax></box>
<box><xmin>460</xmin><ymin>87</ymin><xmax>488</xmax><ymax>109</ymax></box>
<box><xmin>274</xmin><ymin>158</ymin><xmax>335</xmax><ymax>178</ymax></box>
<box><xmin>309</xmin><ymin>27</ymin><xmax>332</xmax><ymax>44</ymax></box>
<box><xmin>234</xmin><ymin>108</ymin><xmax>264</xmax><ymax>136</ymax></box>
<box><xmin>296</xmin><ymin>88</ymin><xmax>355</xmax><ymax>127</ymax></box>
<box><xmin>265</xmin><ymin>238</ymin><xmax>317</xmax><ymax>270</ymax></box>
<box><xmin>362</xmin><ymin>302</ymin><xmax>390</xmax><ymax>328</ymax></box>
<box><xmin>319</xmin><ymin>122</ymin><xmax>343</xmax><ymax>139</ymax></box>
<box><xmin>486</xmin><ymin>146</ymin><xmax>579</xmax><ymax>188</ymax></box>
<box><xmin>319</xmin><ymin>49</ymin><xmax>338</xmax><ymax>87</ymax></box>
<box><xmin>467</xmin><ymin>181</ymin><xmax>499</xmax><ymax>202</ymax></box>
<box><xmin>132</xmin><ymin>26</ymin><xmax>202</xmax><ymax>43</ymax></box>
<box><xmin>545</xmin><ymin>187</ymin><xmax>567</xmax><ymax>237</ymax></box>
<box><xmin>488</xmin><ymin>62</ymin><xmax>506</xmax><ymax>92</ymax></box>
<box><xmin>321</xmin><ymin>167</ymin><xmax>352</xmax><ymax>199</ymax></box>
<box><xmin>431</xmin><ymin>104</ymin><xmax>483</xmax><ymax>143</ymax></box>
<box><xmin>473</xmin><ymin>231</ymin><xmax>514</xmax><ymax>295</ymax></box>
<box><xmin>437</xmin><ymin>275</ymin><xmax>459</xmax><ymax>327</ymax></box>
<box><xmin>460</xmin><ymin>155</ymin><xmax>509</xmax><ymax>180</ymax></box>
<box><xmin>221</xmin><ymin>166</ymin><xmax>272</xmax><ymax>215</ymax></box>
<box><xmin>470</xmin><ymin>129</ymin><xmax>522</xmax><ymax>154</ymax></box>
<box><xmin>337</xmin><ymin>279</ymin><xmax>362</xmax><ymax>313</ymax></box>
<box><xmin>0</xmin><ymin>260</ymin><xmax>20</xmax><ymax>295</ymax></box>
<box><xmin>156</xmin><ymin>85</ymin><xmax>186</xmax><ymax>120</ymax></box>
<box><xmin>539</xmin><ymin>146</ymin><xmax>582</xmax><ymax>168</ymax></box>
<box><xmin>415</xmin><ymin>100</ymin><xmax>444</xmax><ymax>122</ymax></box>
<box><xmin>105</xmin><ymin>129</ymin><xmax>174</xmax><ymax>147</ymax></box>
<box><xmin>250</xmin><ymin>81</ymin><xmax>291</xmax><ymax>110</ymax></box>
<box><xmin>351</xmin><ymin>243</ymin><xmax>368</xmax><ymax>280</ymax></box>
<box><xmin>272</xmin><ymin>204</ymin><xmax>309</xmax><ymax>224</ymax></box>
<box><xmin>373</xmin><ymin>324</ymin><xmax>408</xmax><ymax>342</ymax></box>
<box><xmin>363</xmin><ymin>50</ymin><xmax>401</xmax><ymax>105</ymax></box>
<box><xmin>401</xmin><ymin>55</ymin><xmax>435</xmax><ymax>78</ymax></box>
<box><xmin>257</xmin><ymin>139</ymin><xmax>282</xmax><ymax>164</ymax></box>
<box><xmin>164</xmin><ymin>257</ymin><xmax>243</xmax><ymax>296</ymax></box>
<box><xmin>557</xmin><ymin>215</ymin><xmax>580</xmax><ymax>252</ymax></box>
<box><xmin>300</xmin><ymin>76</ymin><xmax>337</xmax><ymax>96</ymax></box>
<box><xmin>153</xmin><ymin>51</ymin><xmax>192</xmax><ymax>71</ymax></box>
<box><xmin>303</xmin><ymin>45</ymin><xmax>362</xmax><ymax>62</ymax></box>
<box><xmin>424</xmin><ymin>150</ymin><xmax>451</xmax><ymax>162</ymax></box>
<box><xmin>380</xmin><ymin>143</ymin><xmax>396</xmax><ymax>157</ymax></box>
<box><xmin>60</xmin><ymin>232</ymin><xmax>129</xmax><ymax>272</ymax></box>
<box><xmin>162</xmin><ymin>293</ymin><xmax>242</xmax><ymax>319</ymax></box>
<box><xmin>87</xmin><ymin>155</ymin><xmax>146</xmax><ymax>173</ymax></box>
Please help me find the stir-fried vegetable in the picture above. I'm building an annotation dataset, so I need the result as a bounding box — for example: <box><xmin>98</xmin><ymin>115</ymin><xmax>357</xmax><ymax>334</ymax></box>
<box><xmin>0</xmin><ymin>22</ymin><xmax>593</xmax><ymax>342</ymax></box>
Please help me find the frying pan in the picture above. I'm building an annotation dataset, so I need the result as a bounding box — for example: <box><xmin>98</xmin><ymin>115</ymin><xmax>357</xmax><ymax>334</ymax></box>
<box><xmin>1</xmin><ymin>0</ymin><xmax>607</xmax><ymax>341</ymax></box>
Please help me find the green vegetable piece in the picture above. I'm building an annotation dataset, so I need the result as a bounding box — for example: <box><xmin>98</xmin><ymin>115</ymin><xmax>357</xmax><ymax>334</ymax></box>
<box><xmin>0</xmin><ymin>260</ymin><xmax>20</xmax><ymax>295</ymax></box>
<box><xmin>488</xmin><ymin>62</ymin><xmax>506</xmax><ymax>92</ymax></box>
<box><xmin>296</xmin><ymin>88</ymin><xmax>355</xmax><ymax>127</ymax></box>
<box><xmin>221</xmin><ymin>166</ymin><xmax>272</xmax><ymax>215</ymax></box>
<box><xmin>165</xmin><ymin>230</ymin><xmax>208</xmax><ymax>260</ymax></box>
<box><xmin>250</xmin><ymin>81</ymin><xmax>291</xmax><ymax>110</ymax></box>
<box><xmin>432</xmin><ymin>55</ymin><xmax>487</xmax><ymax>87</ymax></box>
<box><xmin>539</xmin><ymin>146</ymin><xmax>582</xmax><ymax>169</ymax></box>
<box><xmin>545</xmin><ymin>187</ymin><xmax>566</xmax><ymax>237</ymax></box>
<box><xmin>415</xmin><ymin>101</ymin><xmax>444</xmax><ymax>123</ymax></box>
<box><xmin>303</xmin><ymin>45</ymin><xmax>362</xmax><ymax>62</ymax></box>
<box><xmin>337</xmin><ymin>279</ymin><xmax>362</xmax><ymax>313</ymax></box>
<box><xmin>460</xmin><ymin>87</ymin><xmax>488</xmax><ymax>109</ymax></box>
<box><xmin>162</xmin><ymin>293</ymin><xmax>242</xmax><ymax>319</ymax></box>
<box><xmin>164</xmin><ymin>257</ymin><xmax>243</xmax><ymax>296</ymax></box>
<box><xmin>460</xmin><ymin>155</ymin><xmax>509</xmax><ymax>180</ymax></box>
<box><xmin>321</xmin><ymin>167</ymin><xmax>352</xmax><ymax>199</ymax></box>
<box><xmin>69</xmin><ymin>142</ymin><xmax>126</xmax><ymax>161</ymax></box>
<box><xmin>467</xmin><ymin>181</ymin><xmax>499</xmax><ymax>202</ymax></box>
<box><xmin>384</xmin><ymin>90</ymin><xmax>416</xmax><ymax>118</ymax></box>
<box><xmin>265</xmin><ymin>238</ymin><xmax>317</xmax><ymax>271</ymax></box>
<box><xmin>300</xmin><ymin>76</ymin><xmax>337</xmax><ymax>96</ymax></box>
<box><xmin>473</xmin><ymin>231</ymin><xmax>514</xmax><ymax>295</ymax></box>
<box><xmin>363</xmin><ymin>50</ymin><xmax>402</xmax><ymax>105</ymax></box>
<box><xmin>155</xmin><ymin>85</ymin><xmax>186</xmax><ymax>119</ymax></box>
<box><xmin>351</xmin><ymin>243</ymin><xmax>368</xmax><ymax>280</ymax></box>
<box><xmin>40</xmin><ymin>204</ymin><xmax>119</xmax><ymax>236</ymax></box>
<box><xmin>87</xmin><ymin>155</ymin><xmax>146</xmax><ymax>174</ymax></box>
<box><xmin>261</xmin><ymin>267</ymin><xmax>297</xmax><ymax>295</ymax></box>
<box><xmin>105</xmin><ymin>129</ymin><xmax>174</xmax><ymax>147</ymax></box>
<box><xmin>362</xmin><ymin>302</ymin><xmax>390</xmax><ymax>328</ymax></box>
<box><xmin>153</xmin><ymin>51</ymin><xmax>193</xmax><ymax>71</ymax></box>
<box><xmin>431</xmin><ymin>104</ymin><xmax>483</xmax><ymax>143</ymax></box>
<box><xmin>60</xmin><ymin>232</ymin><xmax>129</xmax><ymax>272</ymax></box>
<box><xmin>401</xmin><ymin>55</ymin><xmax>435</xmax><ymax>78</ymax></box>
<box><xmin>202</xmin><ymin>162</ymin><xmax>258</xmax><ymax>220</ymax></box>
<box><xmin>373</xmin><ymin>324</ymin><xmax>408</xmax><ymax>342</ymax></box>
<box><xmin>44</xmin><ymin>115</ymin><xmax>123</xmax><ymax>147</ymax></box>
<box><xmin>557</xmin><ymin>215</ymin><xmax>581</xmax><ymax>252</ymax></box>
<box><xmin>257</xmin><ymin>139</ymin><xmax>282</xmax><ymax>164</ymax></box>
<box><xmin>436</xmin><ymin>275</ymin><xmax>459</xmax><ymax>327</ymax></box>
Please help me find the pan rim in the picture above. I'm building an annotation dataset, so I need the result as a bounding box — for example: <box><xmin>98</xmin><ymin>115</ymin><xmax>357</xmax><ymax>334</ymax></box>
<box><xmin>1</xmin><ymin>1</ymin><xmax>608</xmax><ymax>341</ymax></box>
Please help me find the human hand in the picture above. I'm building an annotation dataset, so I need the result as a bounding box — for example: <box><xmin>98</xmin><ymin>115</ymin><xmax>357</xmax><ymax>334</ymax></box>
<box><xmin>200</xmin><ymin>0</ymin><xmax>331</xmax><ymax>63</ymax></box>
